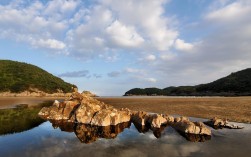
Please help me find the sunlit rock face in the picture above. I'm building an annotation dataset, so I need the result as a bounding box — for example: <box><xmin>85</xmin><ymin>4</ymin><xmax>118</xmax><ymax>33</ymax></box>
<box><xmin>172</xmin><ymin>117</ymin><xmax>211</xmax><ymax>136</ymax></box>
<box><xmin>39</xmin><ymin>92</ymin><xmax>131</xmax><ymax>126</ymax></box>
<box><xmin>204</xmin><ymin>117</ymin><xmax>244</xmax><ymax>129</ymax></box>
<box><xmin>131</xmin><ymin>111</ymin><xmax>174</xmax><ymax>128</ymax></box>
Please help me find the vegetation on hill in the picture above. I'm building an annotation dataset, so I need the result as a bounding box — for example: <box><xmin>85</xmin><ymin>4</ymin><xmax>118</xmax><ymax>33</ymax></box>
<box><xmin>0</xmin><ymin>60</ymin><xmax>76</xmax><ymax>93</ymax></box>
<box><xmin>124</xmin><ymin>68</ymin><xmax>251</xmax><ymax>96</ymax></box>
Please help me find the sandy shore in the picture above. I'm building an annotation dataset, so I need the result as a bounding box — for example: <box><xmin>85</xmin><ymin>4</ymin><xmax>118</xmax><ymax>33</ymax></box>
<box><xmin>0</xmin><ymin>97</ymin><xmax>63</xmax><ymax>109</ymax></box>
<box><xmin>1</xmin><ymin>96</ymin><xmax>251</xmax><ymax>123</ymax></box>
<box><xmin>97</xmin><ymin>96</ymin><xmax>251</xmax><ymax>123</ymax></box>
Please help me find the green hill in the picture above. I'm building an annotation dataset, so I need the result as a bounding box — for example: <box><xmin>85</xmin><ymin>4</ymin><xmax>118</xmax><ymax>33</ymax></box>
<box><xmin>0</xmin><ymin>60</ymin><xmax>76</xmax><ymax>93</ymax></box>
<box><xmin>124</xmin><ymin>68</ymin><xmax>251</xmax><ymax>96</ymax></box>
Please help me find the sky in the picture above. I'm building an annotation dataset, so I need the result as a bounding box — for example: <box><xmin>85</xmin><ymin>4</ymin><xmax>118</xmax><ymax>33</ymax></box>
<box><xmin>0</xmin><ymin>0</ymin><xmax>251</xmax><ymax>96</ymax></box>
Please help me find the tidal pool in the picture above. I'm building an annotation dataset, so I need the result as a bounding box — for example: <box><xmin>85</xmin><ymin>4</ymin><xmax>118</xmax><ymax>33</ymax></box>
<box><xmin>1</xmin><ymin>117</ymin><xmax>251</xmax><ymax>157</ymax></box>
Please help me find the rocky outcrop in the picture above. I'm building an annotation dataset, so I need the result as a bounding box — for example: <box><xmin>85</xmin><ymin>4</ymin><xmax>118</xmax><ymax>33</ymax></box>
<box><xmin>81</xmin><ymin>91</ymin><xmax>97</xmax><ymax>97</ymax></box>
<box><xmin>131</xmin><ymin>111</ymin><xmax>174</xmax><ymax>128</ymax></box>
<box><xmin>204</xmin><ymin>117</ymin><xmax>244</xmax><ymax>129</ymax></box>
<box><xmin>172</xmin><ymin>117</ymin><xmax>211</xmax><ymax>136</ymax></box>
<box><xmin>39</xmin><ymin>92</ymin><xmax>131</xmax><ymax>126</ymax></box>
<box><xmin>38</xmin><ymin>91</ymin><xmax>217</xmax><ymax>142</ymax></box>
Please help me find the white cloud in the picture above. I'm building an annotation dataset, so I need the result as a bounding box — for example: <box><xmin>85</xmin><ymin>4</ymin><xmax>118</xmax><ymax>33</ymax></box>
<box><xmin>145</xmin><ymin>54</ymin><xmax>156</xmax><ymax>61</ymax></box>
<box><xmin>106</xmin><ymin>20</ymin><xmax>144</xmax><ymax>48</ymax></box>
<box><xmin>0</xmin><ymin>0</ymin><xmax>69</xmax><ymax>53</ymax></box>
<box><xmin>145</xmin><ymin>78</ymin><xmax>157</xmax><ymax>83</ymax></box>
<box><xmin>0</xmin><ymin>0</ymin><xmax>184</xmax><ymax>61</ymax></box>
<box><xmin>174</xmin><ymin>39</ymin><xmax>194</xmax><ymax>52</ymax></box>
<box><xmin>35</xmin><ymin>39</ymin><xmax>66</xmax><ymax>50</ymax></box>
<box><xmin>125</xmin><ymin>68</ymin><xmax>144</xmax><ymax>74</ymax></box>
<box><xmin>206</xmin><ymin>1</ymin><xmax>251</xmax><ymax>23</ymax></box>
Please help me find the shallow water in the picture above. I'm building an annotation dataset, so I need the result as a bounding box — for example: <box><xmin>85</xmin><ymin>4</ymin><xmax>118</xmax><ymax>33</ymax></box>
<box><xmin>1</xmin><ymin>117</ymin><xmax>251</xmax><ymax>157</ymax></box>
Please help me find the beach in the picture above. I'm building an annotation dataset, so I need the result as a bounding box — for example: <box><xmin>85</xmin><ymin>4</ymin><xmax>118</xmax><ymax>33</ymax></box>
<box><xmin>97</xmin><ymin>96</ymin><xmax>251</xmax><ymax>123</ymax></box>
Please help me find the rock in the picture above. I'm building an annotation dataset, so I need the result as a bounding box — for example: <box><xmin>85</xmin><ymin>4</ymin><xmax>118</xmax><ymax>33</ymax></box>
<box><xmin>172</xmin><ymin>117</ymin><xmax>211</xmax><ymax>136</ymax></box>
<box><xmin>164</xmin><ymin>115</ymin><xmax>175</xmax><ymax>123</ymax></box>
<box><xmin>68</xmin><ymin>92</ymin><xmax>83</xmax><ymax>103</ymax></box>
<box><xmin>81</xmin><ymin>91</ymin><xmax>97</xmax><ymax>97</ymax></box>
<box><xmin>131</xmin><ymin>111</ymin><xmax>150</xmax><ymax>126</ymax></box>
<box><xmin>174</xmin><ymin>116</ymin><xmax>189</xmax><ymax>122</ymax></box>
<box><xmin>204</xmin><ymin>117</ymin><xmax>244</xmax><ymax>129</ymax></box>
<box><xmin>39</xmin><ymin>91</ymin><xmax>132</xmax><ymax>126</ymax></box>
<box><xmin>147</xmin><ymin>114</ymin><xmax>167</xmax><ymax>128</ymax></box>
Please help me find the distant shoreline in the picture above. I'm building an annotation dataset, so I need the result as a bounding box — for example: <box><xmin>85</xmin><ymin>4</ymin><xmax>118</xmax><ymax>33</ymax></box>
<box><xmin>0</xmin><ymin>92</ymin><xmax>71</xmax><ymax>97</ymax></box>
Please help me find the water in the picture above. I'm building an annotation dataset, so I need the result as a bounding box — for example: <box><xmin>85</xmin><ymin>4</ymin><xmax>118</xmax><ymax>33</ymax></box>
<box><xmin>1</xmin><ymin>118</ymin><xmax>251</xmax><ymax>157</ymax></box>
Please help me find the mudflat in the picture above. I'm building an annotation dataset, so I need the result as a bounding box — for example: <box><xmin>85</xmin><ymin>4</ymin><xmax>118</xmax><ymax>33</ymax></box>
<box><xmin>97</xmin><ymin>96</ymin><xmax>251</xmax><ymax>123</ymax></box>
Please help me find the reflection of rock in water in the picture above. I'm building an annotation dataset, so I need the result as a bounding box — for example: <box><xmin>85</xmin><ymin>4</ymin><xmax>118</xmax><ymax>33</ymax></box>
<box><xmin>49</xmin><ymin>120</ymin><xmax>75</xmax><ymax>132</ymax></box>
<box><xmin>133</xmin><ymin>121</ymin><xmax>169</xmax><ymax>139</ymax></box>
<box><xmin>49</xmin><ymin>120</ymin><xmax>131</xmax><ymax>144</ymax></box>
<box><xmin>178</xmin><ymin>132</ymin><xmax>211</xmax><ymax>142</ymax></box>
<box><xmin>75</xmin><ymin>122</ymin><xmax>131</xmax><ymax>144</ymax></box>
<box><xmin>132</xmin><ymin>122</ymin><xmax>150</xmax><ymax>133</ymax></box>
<box><xmin>152</xmin><ymin>126</ymin><xmax>166</xmax><ymax>138</ymax></box>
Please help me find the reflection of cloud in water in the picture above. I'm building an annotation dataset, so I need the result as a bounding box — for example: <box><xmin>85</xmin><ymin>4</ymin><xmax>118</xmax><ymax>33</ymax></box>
<box><xmin>21</xmin><ymin>123</ymin><xmax>204</xmax><ymax>157</ymax></box>
<box><xmin>1</xmin><ymin>121</ymin><xmax>251</xmax><ymax>157</ymax></box>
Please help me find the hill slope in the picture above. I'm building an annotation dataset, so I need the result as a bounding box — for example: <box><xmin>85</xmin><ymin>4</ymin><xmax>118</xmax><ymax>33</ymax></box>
<box><xmin>124</xmin><ymin>68</ymin><xmax>251</xmax><ymax>96</ymax></box>
<box><xmin>0</xmin><ymin>60</ymin><xmax>76</xmax><ymax>93</ymax></box>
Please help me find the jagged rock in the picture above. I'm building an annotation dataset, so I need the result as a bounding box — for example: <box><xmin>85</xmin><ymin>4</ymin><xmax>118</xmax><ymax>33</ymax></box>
<box><xmin>39</xmin><ymin>99</ymin><xmax>79</xmax><ymax>122</ymax></box>
<box><xmin>131</xmin><ymin>111</ymin><xmax>150</xmax><ymax>126</ymax></box>
<box><xmin>172</xmin><ymin>117</ymin><xmax>211</xmax><ymax>136</ymax></box>
<box><xmin>174</xmin><ymin>116</ymin><xmax>189</xmax><ymax>122</ymax></box>
<box><xmin>81</xmin><ymin>91</ymin><xmax>97</xmax><ymax>97</ymax></box>
<box><xmin>204</xmin><ymin>117</ymin><xmax>244</xmax><ymax>129</ymax></box>
<box><xmin>164</xmin><ymin>115</ymin><xmax>175</xmax><ymax>123</ymax></box>
<box><xmin>39</xmin><ymin>92</ymin><xmax>131</xmax><ymax>126</ymax></box>
<box><xmin>147</xmin><ymin>114</ymin><xmax>167</xmax><ymax>128</ymax></box>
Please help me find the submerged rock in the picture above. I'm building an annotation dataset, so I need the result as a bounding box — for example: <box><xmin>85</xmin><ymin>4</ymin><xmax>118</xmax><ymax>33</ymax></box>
<box><xmin>204</xmin><ymin>117</ymin><xmax>244</xmax><ymax>129</ymax></box>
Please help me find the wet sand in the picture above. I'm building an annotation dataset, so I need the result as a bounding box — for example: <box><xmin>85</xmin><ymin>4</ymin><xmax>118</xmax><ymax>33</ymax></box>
<box><xmin>0</xmin><ymin>97</ymin><xmax>63</xmax><ymax>109</ymax></box>
<box><xmin>97</xmin><ymin>96</ymin><xmax>251</xmax><ymax>123</ymax></box>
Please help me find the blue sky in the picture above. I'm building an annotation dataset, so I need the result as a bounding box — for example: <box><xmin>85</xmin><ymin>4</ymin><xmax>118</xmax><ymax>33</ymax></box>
<box><xmin>0</xmin><ymin>0</ymin><xmax>251</xmax><ymax>96</ymax></box>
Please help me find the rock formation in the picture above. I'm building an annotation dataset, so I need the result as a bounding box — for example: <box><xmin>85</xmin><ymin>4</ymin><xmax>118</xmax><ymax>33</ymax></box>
<box><xmin>172</xmin><ymin>116</ymin><xmax>211</xmax><ymax>136</ymax></box>
<box><xmin>204</xmin><ymin>117</ymin><xmax>244</xmax><ymax>129</ymax></box>
<box><xmin>38</xmin><ymin>91</ymin><xmax>216</xmax><ymax>142</ymax></box>
<box><xmin>39</xmin><ymin>91</ymin><xmax>131</xmax><ymax>126</ymax></box>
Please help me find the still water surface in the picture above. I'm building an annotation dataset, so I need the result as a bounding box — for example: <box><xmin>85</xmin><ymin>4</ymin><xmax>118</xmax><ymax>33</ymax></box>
<box><xmin>1</xmin><ymin>117</ymin><xmax>251</xmax><ymax>157</ymax></box>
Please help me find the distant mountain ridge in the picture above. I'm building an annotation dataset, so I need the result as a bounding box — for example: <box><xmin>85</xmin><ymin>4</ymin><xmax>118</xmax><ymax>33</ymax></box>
<box><xmin>124</xmin><ymin>68</ymin><xmax>251</xmax><ymax>96</ymax></box>
<box><xmin>0</xmin><ymin>60</ymin><xmax>76</xmax><ymax>94</ymax></box>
